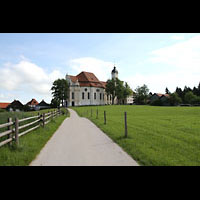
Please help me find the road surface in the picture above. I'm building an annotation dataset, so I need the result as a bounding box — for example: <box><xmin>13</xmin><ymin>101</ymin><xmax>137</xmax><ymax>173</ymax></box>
<box><xmin>30</xmin><ymin>108</ymin><xmax>139</xmax><ymax>166</ymax></box>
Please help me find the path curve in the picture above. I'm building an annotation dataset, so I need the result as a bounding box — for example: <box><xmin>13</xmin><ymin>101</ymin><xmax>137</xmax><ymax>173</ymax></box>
<box><xmin>30</xmin><ymin>109</ymin><xmax>139</xmax><ymax>166</ymax></box>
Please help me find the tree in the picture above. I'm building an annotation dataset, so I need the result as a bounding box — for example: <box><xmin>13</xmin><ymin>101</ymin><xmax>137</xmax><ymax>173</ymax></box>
<box><xmin>50</xmin><ymin>98</ymin><xmax>60</xmax><ymax>108</ymax></box>
<box><xmin>134</xmin><ymin>84</ymin><xmax>149</xmax><ymax>105</ymax></box>
<box><xmin>51</xmin><ymin>79</ymin><xmax>69</xmax><ymax>107</ymax></box>
<box><xmin>106</xmin><ymin>78</ymin><xmax>116</xmax><ymax>105</ymax></box>
<box><xmin>169</xmin><ymin>92</ymin><xmax>182</xmax><ymax>106</ymax></box>
<box><xmin>165</xmin><ymin>87</ymin><xmax>170</xmax><ymax>94</ymax></box>
<box><xmin>184</xmin><ymin>91</ymin><xmax>199</xmax><ymax>104</ymax></box>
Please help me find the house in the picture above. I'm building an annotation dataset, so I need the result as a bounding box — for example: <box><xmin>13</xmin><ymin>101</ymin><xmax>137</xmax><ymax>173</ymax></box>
<box><xmin>6</xmin><ymin>100</ymin><xmax>24</xmax><ymax>112</ymax></box>
<box><xmin>0</xmin><ymin>102</ymin><xmax>10</xmax><ymax>109</ymax></box>
<box><xmin>26</xmin><ymin>99</ymin><xmax>39</xmax><ymax>110</ymax></box>
<box><xmin>36</xmin><ymin>100</ymin><xmax>50</xmax><ymax>110</ymax></box>
<box><xmin>149</xmin><ymin>93</ymin><xmax>170</xmax><ymax>105</ymax></box>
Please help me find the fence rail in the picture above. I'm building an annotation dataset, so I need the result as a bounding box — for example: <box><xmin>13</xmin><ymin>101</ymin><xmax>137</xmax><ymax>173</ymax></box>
<box><xmin>0</xmin><ymin>109</ymin><xmax>63</xmax><ymax>148</ymax></box>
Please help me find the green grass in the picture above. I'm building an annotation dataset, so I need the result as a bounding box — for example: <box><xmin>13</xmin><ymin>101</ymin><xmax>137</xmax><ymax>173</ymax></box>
<box><xmin>0</xmin><ymin>109</ymin><xmax>69</xmax><ymax>166</ymax></box>
<box><xmin>72</xmin><ymin>105</ymin><xmax>200</xmax><ymax>166</ymax></box>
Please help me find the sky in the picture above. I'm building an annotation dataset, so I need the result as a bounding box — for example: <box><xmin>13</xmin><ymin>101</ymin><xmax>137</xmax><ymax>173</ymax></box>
<box><xmin>0</xmin><ymin>33</ymin><xmax>200</xmax><ymax>104</ymax></box>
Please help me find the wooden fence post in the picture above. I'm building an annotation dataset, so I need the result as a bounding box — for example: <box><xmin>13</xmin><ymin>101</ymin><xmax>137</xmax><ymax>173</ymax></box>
<box><xmin>42</xmin><ymin>113</ymin><xmax>45</xmax><ymax>127</ymax></box>
<box><xmin>96</xmin><ymin>109</ymin><xmax>98</xmax><ymax>119</ymax></box>
<box><xmin>124</xmin><ymin>112</ymin><xmax>128</xmax><ymax>138</ymax></box>
<box><xmin>15</xmin><ymin>118</ymin><xmax>19</xmax><ymax>146</ymax></box>
<box><xmin>38</xmin><ymin>112</ymin><xmax>40</xmax><ymax>126</ymax></box>
<box><xmin>8</xmin><ymin>117</ymin><xmax>12</xmax><ymax>146</ymax></box>
<box><xmin>104</xmin><ymin>111</ymin><xmax>106</xmax><ymax>125</ymax></box>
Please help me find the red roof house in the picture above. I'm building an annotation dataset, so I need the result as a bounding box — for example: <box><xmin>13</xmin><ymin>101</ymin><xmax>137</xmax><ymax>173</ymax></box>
<box><xmin>0</xmin><ymin>102</ymin><xmax>10</xmax><ymax>109</ymax></box>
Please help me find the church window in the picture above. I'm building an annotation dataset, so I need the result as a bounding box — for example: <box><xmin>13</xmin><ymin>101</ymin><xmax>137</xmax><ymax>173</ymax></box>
<box><xmin>85</xmin><ymin>88</ymin><xmax>87</xmax><ymax>92</ymax></box>
<box><xmin>100</xmin><ymin>93</ymin><xmax>102</xmax><ymax>100</ymax></box>
<box><xmin>88</xmin><ymin>92</ymin><xmax>90</xmax><ymax>99</ymax></box>
<box><xmin>94</xmin><ymin>93</ymin><xmax>96</xmax><ymax>100</ymax></box>
<box><xmin>72</xmin><ymin>92</ymin><xmax>74</xmax><ymax>99</ymax></box>
<box><xmin>82</xmin><ymin>92</ymin><xmax>84</xmax><ymax>99</ymax></box>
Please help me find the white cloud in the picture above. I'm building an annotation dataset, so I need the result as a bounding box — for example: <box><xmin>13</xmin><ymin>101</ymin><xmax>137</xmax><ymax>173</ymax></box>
<box><xmin>170</xmin><ymin>35</ymin><xmax>185</xmax><ymax>40</ymax></box>
<box><xmin>68</xmin><ymin>57</ymin><xmax>115</xmax><ymax>81</ymax></box>
<box><xmin>0</xmin><ymin>59</ymin><xmax>64</xmax><ymax>102</ymax></box>
<box><xmin>126</xmin><ymin>35</ymin><xmax>200</xmax><ymax>93</ymax></box>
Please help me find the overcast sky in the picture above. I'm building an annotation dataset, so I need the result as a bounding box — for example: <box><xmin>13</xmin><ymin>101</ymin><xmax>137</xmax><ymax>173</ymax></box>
<box><xmin>0</xmin><ymin>33</ymin><xmax>200</xmax><ymax>104</ymax></box>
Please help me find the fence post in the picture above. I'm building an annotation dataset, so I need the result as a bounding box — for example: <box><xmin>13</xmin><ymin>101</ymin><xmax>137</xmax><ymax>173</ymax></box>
<box><xmin>7</xmin><ymin>117</ymin><xmax>12</xmax><ymax>146</ymax></box>
<box><xmin>96</xmin><ymin>109</ymin><xmax>98</xmax><ymax>119</ymax></box>
<box><xmin>42</xmin><ymin>113</ymin><xmax>45</xmax><ymax>127</ymax></box>
<box><xmin>38</xmin><ymin>112</ymin><xmax>40</xmax><ymax>126</ymax></box>
<box><xmin>15</xmin><ymin>118</ymin><xmax>19</xmax><ymax>146</ymax></box>
<box><xmin>124</xmin><ymin>112</ymin><xmax>128</xmax><ymax>138</ymax></box>
<box><xmin>104</xmin><ymin>111</ymin><xmax>106</xmax><ymax>125</ymax></box>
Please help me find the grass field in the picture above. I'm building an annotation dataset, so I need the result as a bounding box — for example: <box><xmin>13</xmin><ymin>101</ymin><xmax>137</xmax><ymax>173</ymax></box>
<box><xmin>72</xmin><ymin>105</ymin><xmax>200</xmax><ymax>166</ymax></box>
<box><xmin>0</xmin><ymin>108</ymin><xmax>69</xmax><ymax>166</ymax></box>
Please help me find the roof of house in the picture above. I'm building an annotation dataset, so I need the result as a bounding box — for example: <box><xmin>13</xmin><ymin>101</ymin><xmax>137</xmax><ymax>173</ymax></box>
<box><xmin>69</xmin><ymin>71</ymin><xmax>106</xmax><ymax>88</ymax></box>
<box><xmin>26</xmin><ymin>99</ymin><xmax>39</xmax><ymax>106</ymax></box>
<box><xmin>152</xmin><ymin>93</ymin><xmax>170</xmax><ymax>98</ymax></box>
<box><xmin>7</xmin><ymin>100</ymin><xmax>24</xmax><ymax>109</ymax></box>
<box><xmin>0</xmin><ymin>102</ymin><xmax>10</xmax><ymax>109</ymax></box>
<box><xmin>38</xmin><ymin>100</ymin><xmax>50</xmax><ymax>107</ymax></box>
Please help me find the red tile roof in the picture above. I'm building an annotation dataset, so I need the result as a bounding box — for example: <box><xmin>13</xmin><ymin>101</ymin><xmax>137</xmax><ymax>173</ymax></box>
<box><xmin>69</xmin><ymin>71</ymin><xmax>106</xmax><ymax>88</ymax></box>
<box><xmin>26</xmin><ymin>99</ymin><xmax>39</xmax><ymax>106</ymax></box>
<box><xmin>154</xmin><ymin>93</ymin><xmax>170</xmax><ymax>98</ymax></box>
<box><xmin>0</xmin><ymin>102</ymin><xmax>10</xmax><ymax>109</ymax></box>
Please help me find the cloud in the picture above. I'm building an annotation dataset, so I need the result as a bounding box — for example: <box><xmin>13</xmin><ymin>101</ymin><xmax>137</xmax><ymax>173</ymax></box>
<box><xmin>0</xmin><ymin>58</ymin><xmax>64</xmax><ymax>101</ymax></box>
<box><xmin>170</xmin><ymin>35</ymin><xmax>185</xmax><ymax>40</ymax></box>
<box><xmin>68</xmin><ymin>57</ymin><xmax>115</xmax><ymax>81</ymax></box>
<box><xmin>126</xmin><ymin>35</ymin><xmax>200</xmax><ymax>93</ymax></box>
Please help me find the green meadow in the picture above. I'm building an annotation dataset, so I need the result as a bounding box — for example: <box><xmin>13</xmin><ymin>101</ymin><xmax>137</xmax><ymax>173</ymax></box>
<box><xmin>0</xmin><ymin>108</ymin><xmax>69</xmax><ymax>166</ymax></box>
<box><xmin>72</xmin><ymin>105</ymin><xmax>200</xmax><ymax>166</ymax></box>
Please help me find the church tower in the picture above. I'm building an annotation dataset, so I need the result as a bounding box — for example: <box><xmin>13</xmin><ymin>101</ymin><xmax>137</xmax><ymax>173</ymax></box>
<box><xmin>111</xmin><ymin>66</ymin><xmax>118</xmax><ymax>80</ymax></box>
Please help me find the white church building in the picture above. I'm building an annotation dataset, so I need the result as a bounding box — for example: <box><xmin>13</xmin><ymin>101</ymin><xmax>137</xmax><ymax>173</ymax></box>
<box><xmin>65</xmin><ymin>66</ymin><xmax>133</xmax><ymax>106</ymax></box>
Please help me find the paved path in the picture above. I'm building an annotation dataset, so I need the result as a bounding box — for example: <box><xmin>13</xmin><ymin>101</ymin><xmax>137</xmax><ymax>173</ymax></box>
<box><xmin>30</xmin><ymin>109</ymin><xmax>139</xmax><ymax>166</ymax></box>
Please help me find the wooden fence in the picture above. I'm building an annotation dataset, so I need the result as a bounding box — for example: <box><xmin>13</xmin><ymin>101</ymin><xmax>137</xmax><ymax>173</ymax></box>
<box><xmin>0</xmin><ymin>109</ymin><xmax>62</xmax><ymax>148</ymax></box>
<box><xmin>85</xmin><ymin>109</ymin><xmax>128</xmax><ymax>138</ymax></box>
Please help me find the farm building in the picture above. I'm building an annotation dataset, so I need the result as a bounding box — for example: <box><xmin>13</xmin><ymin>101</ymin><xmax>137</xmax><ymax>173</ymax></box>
<box><xmin>149</xmin><ymin>93</ymin><xmax>170</xmax><ymax>105</ymax></box>
<box><xmin>26</xmin><ymin>99</ymin><xmax>39</xmax><ymax>110</ymax></box>
<box><xmin>6</xmin><ymin>100</ymin><xmax>24</xmax><ymax>112</ymax></box>
<box><xmin>0</xmin><ymin>102</ymin><xmax>10</xmax><ymax>109</ymax></box>
<box><xmin>37</xmin><ymin>100</ymin><xmax>50</xmax><ymax>110</ymax></box>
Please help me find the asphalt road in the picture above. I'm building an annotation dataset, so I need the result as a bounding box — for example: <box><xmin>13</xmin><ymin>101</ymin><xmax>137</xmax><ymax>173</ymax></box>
<box><xmin>30</xmin><ymin>108</ymin><xmax>139</xmax><ymax>166</ymax></box>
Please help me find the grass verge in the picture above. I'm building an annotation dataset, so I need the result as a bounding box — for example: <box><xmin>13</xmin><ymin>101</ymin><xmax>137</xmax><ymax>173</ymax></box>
<box><xmin>0</xmin><ymin>112</ymin><xmax>68</xmax><ymax>166</ymax></box>
<box><xmin>72</xmin><ymin>105</ymin><xmax>200</xmax><ymax>166</ymax></box>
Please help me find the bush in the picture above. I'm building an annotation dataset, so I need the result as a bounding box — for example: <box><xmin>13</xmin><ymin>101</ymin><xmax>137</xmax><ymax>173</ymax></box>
<box><xmin>0</xmin><ymin>109</ymin><xmax>6</xmax><ymax>113</ymax></box>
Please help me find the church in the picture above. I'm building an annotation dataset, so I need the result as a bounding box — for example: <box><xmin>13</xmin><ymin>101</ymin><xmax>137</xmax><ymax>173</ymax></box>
<box><xmin>65</xmin><ymin>66</ymin><xmax>132</xmax><ymax>106</ymax></box>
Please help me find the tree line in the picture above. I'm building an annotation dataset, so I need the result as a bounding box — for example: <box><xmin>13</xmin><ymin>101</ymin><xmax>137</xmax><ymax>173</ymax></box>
<box><xmin>134</xmin><ymin>83</ymin><xmax>200</xmax><ymax>106</ymax></box>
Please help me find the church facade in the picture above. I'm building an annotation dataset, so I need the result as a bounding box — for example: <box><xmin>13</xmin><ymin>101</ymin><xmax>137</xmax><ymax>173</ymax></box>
<box><xmin>65</xmin><ymin>66</ymin><xmax>131</xmax><ymax>107</ymax></box>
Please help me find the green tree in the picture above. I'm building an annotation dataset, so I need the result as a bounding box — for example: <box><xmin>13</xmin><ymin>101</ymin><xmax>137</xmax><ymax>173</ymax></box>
<box><xmin>134</xmin><ymin>84</ymin><xmax>149</xmax><ymax>105</ymax></box>
<box><xmin>106</xmin><ymin>78</ymin><xmax>116</xmax><ymax>105</ymax></box>
<box><xmin>169</xmin><ymin>92</ymin><xmax>182</xmax><ymax>106</ymax></box>
<box><xmin>51</xmin><ymin>79</ymin><xmax>69</xmax><ymax>107</ymax></box>
<box><xmin>165</xmin><ymin>87</ymin><xmax>170</xmax><ymax>94</ymax></box>
<box><xmin>184</xmin><ymin>91</ymin><xmax>198</xmax><ymax>104</ymax></box>
<box><xmin>50</xmin><ymin>98</ymin><xmax>60</xmax><ymax>108</ymax></box>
